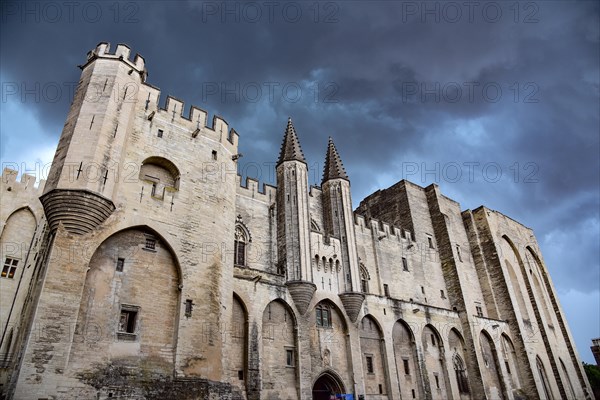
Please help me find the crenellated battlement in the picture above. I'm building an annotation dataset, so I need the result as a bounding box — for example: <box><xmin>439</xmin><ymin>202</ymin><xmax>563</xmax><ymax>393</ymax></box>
<box><xmin>1</xmin><ymin>168</ymin><xmax>46</xmax><ymax>195</ymax></box>
<box><xmin>236</xmin><ymin>175</ymin><xmax>276</xmax><ymax>202</ymax></box>
<box><xmin>353</xmin><ymin>212</ymin><xmax>405</xmax><ymax>242</ymax></box>
<box><xmin>85</xmin><ymin>42</ymin><xmax>146</xmax><ymax>76</ymax></box>
<box><xmin>83</xmin><ymin>42</ymin><xmax>240</xmax><ymax>152</ymax></box>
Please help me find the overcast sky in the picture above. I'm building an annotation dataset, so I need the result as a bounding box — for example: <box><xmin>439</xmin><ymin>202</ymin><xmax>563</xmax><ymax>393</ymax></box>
<box><xmin>1</xmin><ymin>1</ymin><xmax>598</xmax><ymax>363</ymax></box>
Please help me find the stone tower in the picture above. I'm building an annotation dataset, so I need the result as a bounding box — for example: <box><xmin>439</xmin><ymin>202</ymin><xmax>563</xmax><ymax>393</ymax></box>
<box><xmin>276</xmin><ymin>119</ymin><xmax>316</xmax><ymax>314</ymax></box>
<box><xmin>10</xmin><ymin>43</ymin><xmax>240</xmax><ymax>399</ymax></box>
<box><xmin>321</xmin><ymin>138</ymin><xmax>364</xmax><ymax>321</ymax></box>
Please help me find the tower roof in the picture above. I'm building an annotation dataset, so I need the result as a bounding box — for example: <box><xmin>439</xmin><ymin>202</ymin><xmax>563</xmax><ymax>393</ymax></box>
<box><xmin>277</xmin><ymin>118</ymin><xmax>306</xmax><ymax>165</ymax></box>
<box><xmin>322</xmin><ymin>137</ymin><xmax>349</xmax><ymax>184</ymax></box>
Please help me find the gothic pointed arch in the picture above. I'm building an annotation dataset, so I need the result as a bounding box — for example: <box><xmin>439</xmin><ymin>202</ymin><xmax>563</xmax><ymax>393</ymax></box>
<box><xmin>422</xmin><ymin>324</ymin><xmax>450</xmax><ymax>400</ymax></box>
<box><xmin>261</xmin><ymin>299</ymin><xmax>298</xmax><ymax>399</ymax></box>
<box><xmin>71</xmin><ymin>226</ymin><xmax>181</xmax><ymax>376</ymax></box>
<box><xmin>359</xmin><ymin>314</ymin><xmax>388</xmax><ymax>397</ymax></box>
<box><xmin>448</xmin><ymin>328</ymin><xmax>471</xmax><ymax>397</ymax></box>
<box><xmin>393</xmin><ymin>319</ymin><xmax>422</xmax><ymax>400</ymax></box>
<box><xmin>479</xmin><ymin>330</ymin><xmax>505</xmax><ymax>399</ymax></box>
<box><xmin>229</xmin><ymin>293</ymin><xmax>248</xmax><ymax>395</ymax></box>
<box><xmin>234</xmin><ymin>216</ymin><xmax>251</xmax><ymax>266</ymax></box>
<box><xmin>359</xmin><ymin>263</ymin><xmax>370</xmax><ymax>294</ymax></box>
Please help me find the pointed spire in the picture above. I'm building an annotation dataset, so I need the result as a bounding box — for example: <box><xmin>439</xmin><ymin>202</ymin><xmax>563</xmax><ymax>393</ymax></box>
<box><xmin>322</xmin><ymin>136</ymin><xmax>349</xmax><ymax>184</ymax></box>
<box><xmin>277</xmin><ymin>117</ymin><xmax>307</xmax><ymax>166</ymax></box>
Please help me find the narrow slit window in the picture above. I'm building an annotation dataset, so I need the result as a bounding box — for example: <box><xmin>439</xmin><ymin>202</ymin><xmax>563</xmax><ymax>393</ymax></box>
<box><xmin>403</xmin><ymin>358</ymin><xmax>410</xmax><ymax>375</ymax></box>
<box><xmin>402</xmin><ymin>257</ymin><xmax>409</xmax><ymax>271</ymax></box>
<box><xmin>212</xmin><ymin>150</ymin><xmax>218</xmax><ymax>160</ymax></box>
<box><xmin>428</xmin><ymin>236</ymin><xmax>434</xmax><ymax>249</ymax></box>
<box><xmin>286</xmin><ymin>349</ymin><xmax>294</xmax><ymax>366</ymax></box>
<box><xmin>366</xmin><ymin>355</ymin><xmax>374</xmax><ymax>373</ymax></box>
<box><xmin>456</xmin><ymin>244</ymin><xmax>463</xmax><ymax>262</ymax></box>
<box><xmin>383</xmin><ymin>284</ymin><xmax>390</xmax><ymax>297</ymax></box>
<box><xmin>157</xmin><ymin>129</ymin><xmax>163</xmax><ymax>138</ymax></box>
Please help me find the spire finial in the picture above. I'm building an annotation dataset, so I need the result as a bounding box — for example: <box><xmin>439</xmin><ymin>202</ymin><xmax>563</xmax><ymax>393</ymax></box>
<box><xmin>322</xmin><ymin>136</ymin><xmax>349</xmax><ymax>184</ymax></box>
<box><xmin>277</xmin><ymin>118</ymin><xmax>307</xmax><ymax>165</ymax></box>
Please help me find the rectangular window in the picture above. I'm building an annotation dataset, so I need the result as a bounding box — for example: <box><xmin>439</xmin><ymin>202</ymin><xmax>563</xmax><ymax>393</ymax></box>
<box><xmin>476</xmin><ymin>306</ymin><xmax>483</xmax><ymax>317</ymax></box>
<box><xmin>366</xmin><ymin>355</ymin><xmax>374</xmax><ymax>373</ymax></box>
<box><xmin>379</xmin><ymin>384</ymin><xmax>383</xmax><ymax>394</ymax></box>
<box><xmin>234</xmin><ymin>241</ymin><xmax>246</xmax><ymax>266</ymax></box>
<box><xmin>440</xmin><ymin>290</ymin><xmax>446</xmax><ymax>299</ymax></box>
<box><xmin>428</xmin><ymin>236</ymin><xmax>434</xmax><ymax>249</ymax></box>
<box><xmin>119</xmin><ymin>309</ymin><xmax>138</xmax><ymax>333</ymax></box>
<box><xmin>383</xmin><ymin>284</ymin><xmax>390</xmax><ymax>297</ymax></box>
<box><xmin>434</xmin><ymin>374</ymin><xmax>440</xmax><ymax>389</ymax></box>
<box><xmin>402</xmin><ymin>257</ymin><xmax>409</xmax><ymax>271</ymax></box>
<box><xmin>238</xmin><ymin>370</ymin><xmax>244</xmax><ymax>380</ymax></box>
<box><xmin>412</xmin><ymin>389</ymin><xmax>416</xmax><ymax>398</ymax></box>
<box><xmin>116</xmin><ymin>258</ymin><xmax>125</xmax><ymax>272</ymax></box>
<box><xmin>212</xmin><ymin>150</ymin><xmax>218</xmax><ymax>160</ymax></box>
<box><xmin>286</xmin><ymin>349</ymin><xmax>294</xmax><ymax>366</ymax></box>
<box><xmin>505</xmin><ymin>361</ymin><xmax>511</xmax><ymax>374</ymax></box>
<box><xmin>431</xmin><ymin>334</ymin><xmax>436</xmax><ymax>346</ymax></box>
<box><xmin>145</xmin><ymin>237</ymin><xmax>156</xmax><ymax>250</ymax></box>
<box><xmin>456</xmin><ymin>244</ymin><xmax>463</xmax><ymax>262</ymax></box>
<box><xmin>157</xmin><ymin>129</ymin><xmax>163</xmax><ymax>138</ymax></box>
<box><xmin>421</xmin><ymin>286</ymin><xmax>425</xmax><ymax>294</ymax></box>
<box><xmin>403</xmin><ymin>358</ymin><xmax>410</xmax><ymax>375</ymax></box>
<box><xmin>1</xmin><ymin>258</ymin><xmax>19</xmax><ymax>279</ymax></box>
<box><xmin>185</xmin><ymin>299</ymin><xmax>193</xmax><ymax>318</ymax></box>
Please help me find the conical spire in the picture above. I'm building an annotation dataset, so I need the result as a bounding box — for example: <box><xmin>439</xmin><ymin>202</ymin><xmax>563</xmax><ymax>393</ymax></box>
<box><xmin>322</xmin><ymin>136</ymin><xmax>349</xmax><ymax>184</ymax></box>
<box><xmin>277</xmin><ymin>117</ymin><xmax>306</xmax><ymax>165</ymax></box>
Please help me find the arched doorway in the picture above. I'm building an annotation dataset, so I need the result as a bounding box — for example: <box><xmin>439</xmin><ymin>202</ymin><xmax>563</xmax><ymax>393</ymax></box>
<box><xmin>313</xmin><ymin>371</ymin><xmax>345</xmax><ymax>400</ymax></box>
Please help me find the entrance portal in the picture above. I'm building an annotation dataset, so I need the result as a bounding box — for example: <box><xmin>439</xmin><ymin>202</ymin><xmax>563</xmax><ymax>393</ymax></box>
<box><xmin>312</xmin><ymin>372</ymin><xmax>345</xmax><ymax>400</ymax></box>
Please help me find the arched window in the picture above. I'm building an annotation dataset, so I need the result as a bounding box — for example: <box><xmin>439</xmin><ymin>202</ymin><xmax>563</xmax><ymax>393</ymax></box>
<box><xmin>359</xmin><ymin>265</ymin><xmax>369</xmax><ymax>294</ymax></box>
<box><xmin>536</xmin><ymin>356</ymin><xmax>554</xmax><ymax>400</ymax></box>
<box><xmin>139</xmin><ymin>157</ymin><xmax>180</xmax><ymax>200</ymax></box>
<box><xmin>234</xmin><ymin>226</ymin><xmax>248</xmax><ymax>266</ymax></box>
<box><xmin>453</xmin><ymin>354</ymin><xmax>469</xmax><ymax>394</ymax></box>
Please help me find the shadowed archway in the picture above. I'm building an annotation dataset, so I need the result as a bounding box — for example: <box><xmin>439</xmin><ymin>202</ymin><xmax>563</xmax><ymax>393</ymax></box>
<box><xmin>313</xmin><ymin>371</ymin><xmax>345</xmax><ymax>400</ymax></box>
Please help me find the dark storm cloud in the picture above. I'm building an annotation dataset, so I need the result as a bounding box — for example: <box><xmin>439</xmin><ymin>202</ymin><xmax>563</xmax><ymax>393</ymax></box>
<box><xmin>1</xmin><ymin>0</ymin><xmax>598</xmax><ymax>360</ymax></box>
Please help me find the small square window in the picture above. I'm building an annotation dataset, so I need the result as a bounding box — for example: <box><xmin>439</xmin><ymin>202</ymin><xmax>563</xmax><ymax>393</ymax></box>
<box><xmin>157</xmin><ymin>129</ymin><xmax>163</xmax><ymax>138</ymax></box>
<box><xmin>119</xmin><ymin>308</ymin><xmax>137</xmax><ymax>334</ymax></box>
<box><xmin>366</xmin><ymin>355</ymin><xmax>374</xmax><ymax>373</ymax></box>
<box><xmin>402</xmin><ymin>257</ymin><xmax>409</xmax><ymax>271</ymax></box>
<box><xmin>1</xmin><ymin>257</ymin><xmax>19</xmax><ymax>279</ymax></box>
<box><xmin>145</xmin><ymin>238</ymin><xmax>156</xmax><ymax>250</ymax></box>
<box><xmin>383</xmin><ymin>284</ymin><xmax>390</xmax><ymax>297</ymax></box>
<box><xmin>286</xmin><ymin>349</ymin><xmax>294</xmax><ymax>366</ymax></box>
<box><xmin>116</xmin><ymin>258</ymin><xmax>125</xmax><ymax>272</ymax></box>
